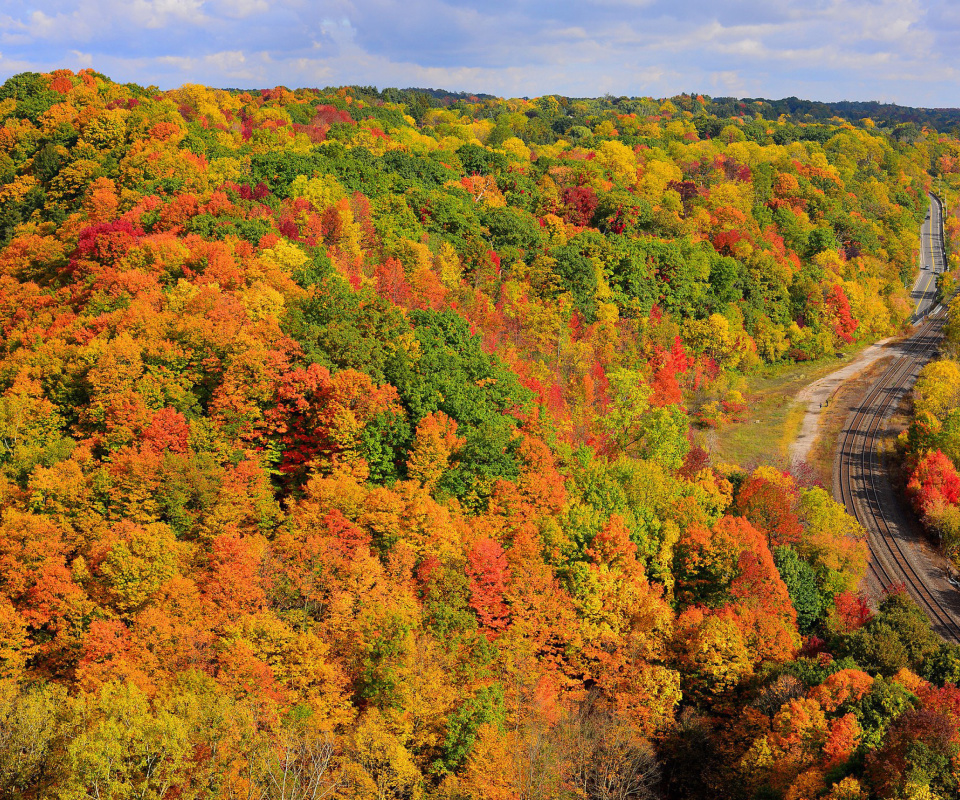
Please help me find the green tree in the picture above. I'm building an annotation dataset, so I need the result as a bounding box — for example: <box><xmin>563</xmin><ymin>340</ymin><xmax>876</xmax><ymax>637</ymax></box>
<box><xmin>773</xmin><ymin>546</ymin><xmax>822</xmax><ymax>633</ymax></box>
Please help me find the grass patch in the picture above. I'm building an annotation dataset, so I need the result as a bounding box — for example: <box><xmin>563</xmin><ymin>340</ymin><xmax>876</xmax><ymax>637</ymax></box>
<box><xmin>704</xmin><ymin>396</ymin><xmax>799</xmax><ymax>468</ymax></box>
<box><xmin>704</xmin><ymin>344</ymin><xmax>873</xmax><ymax>469</ymax></box>
<box><xmin>781</xmin><ymin>401</ymin><xmax>808</xmax><ymax>454</ymax></box>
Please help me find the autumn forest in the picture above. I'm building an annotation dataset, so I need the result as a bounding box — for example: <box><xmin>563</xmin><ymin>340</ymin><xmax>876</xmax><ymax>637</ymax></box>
<box><xmin>4</xmin><ymin>69</ymin><xmax>960</xmax><ymax>800</ymax></box>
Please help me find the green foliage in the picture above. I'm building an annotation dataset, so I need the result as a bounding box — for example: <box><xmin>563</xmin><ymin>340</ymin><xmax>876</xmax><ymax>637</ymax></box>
<box><xmin>436</xmin><ymin>684</ymin><xmax>504</xmax><ymax>773</ymax></box>
<box><xmin>386</xmin><ymin>308</ymin><xmax>531</xmax><ymax>504</ymax></box>
<box><xmin>186</xmin><ymin>213</ymin><xmax>274</xmax><ymax>245</ymax></box>
<box><xmin>282</xmin><ymin>278</ymin><xmax>410</xmax><ymax>383</ymax></box>
<box><xmin>381</xmin><ymin>150</ymin><xmax>455</xmax><ymax>189</ymax></box>
<box><xmin>852</xmin><ymin>677</ymin><xmax>916</xmax><ymax>749</ymax></box>
<box><xmin>480</xmin><ymin>205</ymin><xmax>545</xmax><ymax>259</ymax></box>
<box><xmin>838</xmin><ymin>593</ymin><xmax>941</xmax><ymax>676</ymax></box>
<box><xmin>359</xmin><ymin>410</ymin><xmax>412</xmax><ymax>484</ymax></box>
<box><xmin>921</xmin><ymin>643</ymin><xmax>960</xmax><ymax>686</ymax></box>
<box><xmin>0</xmin><ymin>73</ymin><xmax>61</xmax><ymax>123</ymax></box>
<box><xmin>358</xmin><ymin>617</ymin><xmax>412</xmax><ymax>710</ymax></box>
<box><xmin>552</xmin><ymin>242</ymin><xmax>599</xmax><ymax>320</ymax></box>
<box><xmin>421</xmin><ymin>565</ymin><xmax>478</xmax><ymax>644</ymax></box>
<box><xmin>778</xmin><ymin>655</ymin><xmax>859</xmax><ymax>688</ymax></box>
<box><xmin>773</xmin><ymin>546</ymin><xmax>822</xmax><ymax>633</ymax></box>
<box><xmin>456</xmin><ymin>142</ymin><xmax>507</xmax><ymax>176</ymax></box>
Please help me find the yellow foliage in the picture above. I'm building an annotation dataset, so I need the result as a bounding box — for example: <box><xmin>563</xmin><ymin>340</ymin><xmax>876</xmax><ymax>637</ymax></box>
<box><xmin>638</xmin><ymin>159</ymin><xmax>682</xmax><ymax>201</ymax></box>
<box><xmin>914</xmin><ymin>359</ymin><xmax>960</xmax><ymax>421</ymax></box>
<box><xmin>0</xmin><ymin>174</ymin><xmax>39</xmax><ymax>206</ymax></box>
<box><xmin>81</xmin><ymin>109</ymin><xmax>128</xmax><ymax>150</ymax></box>
<box><xmin>49</xmin><ymin>158</ymin><xmax>102</xmax><ymax>202</ymax></box>
<box><xmin>259</xmin><ymin>238</ymin><xmax>308</xmax><ymax>277</ymax></box>
<box><xmin>541</xmin><ymin>213</ymin><xmax>568</xmax><ymax>246</ymax></box>
<box><xmin>389</xmin><ymin>238</ymin><xmax>433</xmax><ymax>274</ymax></box>
<box><xmin>0</xmin><ymin>598</ymin><xmax>31</xmax><ymax>679</ymax></box>
<box><xmin>406</xmin><ymin>412</ymin><xmax>463</xmax><ymax>490</ymax></box>
<box><xmin>434</xmin><ymin>241</ymin><xmax>462</xmax><ymax>288</ymax></box>
<box><xmin>460</xmin><ymin>173</ymin><xmax>506</xmax><ymax>206</ymax></box>
<box><xmin>594</xmin><ymin>119</ymin><xmax>618</xmax><ymax>137</ymax></box>
<box><xmin>500</xmin><ymin>137</ymin><xmax>530</xmax><ymax>161</ymax></box>
<box><xmin>683</xmin><ymin>313</ymin><xmax>752</xmax><ymax>369</ymax></box>
<box><xmin>785</xmin><ymin>769</ymin><xmax>826</xmax><ymax>800</ymax></box>
<box><xmin>596</xmin><ymin>139</ymin><xmax>638</xmax><ymax>184</ymax></box>
<box><xmin>345</xmin><ymin>710</ymin><xmax>423</xmax><ymax>799</ymax></box>
<box><xmin>239</xmin><ymin>282</ymin><xmax>285</xmax><ymax>322</ymax></box>
<box><xmin>824</xmin><ymin>777</ymin><xmax>867</xmax><ymax>800</ymax></box>
<box><xmin>99</xmin><ymin>521</ymin><xmax>181</xmax><ymax>614</ymax></box>
<box><xmin>207</xmin><ymin>156</ymin><xmax>244</xmax><ymax>186</ymax></box>
<box><xmin>672</xmin><ymin>610</ymin><xmax>753</xmax><ymax>694</ymax></box>
<box><xmin>289</xmin><ymin>173</ymin><xmax>345</xmax><ymax>211</ymax></box>
<box><xmin>38</xmin><ymin>102</ymin><xmax>79</xmax><ymax>136</ymax></box>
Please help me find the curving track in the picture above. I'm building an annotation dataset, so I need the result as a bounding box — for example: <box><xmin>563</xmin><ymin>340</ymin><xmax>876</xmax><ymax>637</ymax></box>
<box><xmin>833</xmin><ymin>193</ymin><xmax>960</xmax><ymax>642</ymax></box>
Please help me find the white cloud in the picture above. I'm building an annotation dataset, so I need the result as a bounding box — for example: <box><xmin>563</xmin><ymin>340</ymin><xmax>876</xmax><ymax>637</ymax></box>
<box><xmin>128</xmin><ymin>0</ymin><xmax>208</xmax><ymax>28</ymax></box>
<box><xmin>70</xmin><ymin>49</ymin><xmax>94</xmax><ymax>67</ymax></box>
<box><xmin>212</xmin><ymin>0</ymin><xmax>268</xmax><ymax>18</ymax></box>
<box><xmin>0</xmin><ymin>0</ymin><xmax>957</xmax><ymax>105</ymax></box>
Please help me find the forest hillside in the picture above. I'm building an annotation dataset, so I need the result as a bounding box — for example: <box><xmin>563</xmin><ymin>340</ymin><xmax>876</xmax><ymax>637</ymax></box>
<box><xmin>2</xmin><ymin>69</ymin><xmax>960</xmax><ymax>799</ymax></box>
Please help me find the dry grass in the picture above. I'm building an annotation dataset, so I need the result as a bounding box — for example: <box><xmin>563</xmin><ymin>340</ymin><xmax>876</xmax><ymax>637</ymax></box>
<box><xmin>805</xmin><ymin>356</ymin><xmax>894</xmax><ymax>485</ymax></box>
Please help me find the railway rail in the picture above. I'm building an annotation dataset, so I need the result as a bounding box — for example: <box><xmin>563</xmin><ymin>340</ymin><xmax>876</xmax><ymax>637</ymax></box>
<box><xmin>833</xmin><ymin>192</ymin><xmax>960</xmax><ymax>642</ymax></box>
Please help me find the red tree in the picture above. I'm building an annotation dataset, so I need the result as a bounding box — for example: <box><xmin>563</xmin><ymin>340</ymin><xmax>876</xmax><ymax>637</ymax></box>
<box><xmin>466</xmin><ymin>537</ymin><xmax>510</xmax><ymax>639</ymax></box>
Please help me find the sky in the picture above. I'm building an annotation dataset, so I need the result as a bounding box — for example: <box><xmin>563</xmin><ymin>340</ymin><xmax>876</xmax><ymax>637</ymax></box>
<box><xmin>1</xmin><ymin>0</ymin><xmax>959</xmax><ymax>105</ymax></box>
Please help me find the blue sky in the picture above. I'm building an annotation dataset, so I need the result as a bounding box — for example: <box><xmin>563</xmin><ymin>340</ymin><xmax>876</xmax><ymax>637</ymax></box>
<box><xmin>1</xmin><ymin>0</ymin><xmax>958</xmax><ymax>104</ymax></box>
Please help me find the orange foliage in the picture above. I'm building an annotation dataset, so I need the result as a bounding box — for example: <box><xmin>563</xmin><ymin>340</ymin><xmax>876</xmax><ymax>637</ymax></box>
<box><xmin>808</xmin><ymin>669</ymin><xmax>873</xmax><ymax>712</ymax></box>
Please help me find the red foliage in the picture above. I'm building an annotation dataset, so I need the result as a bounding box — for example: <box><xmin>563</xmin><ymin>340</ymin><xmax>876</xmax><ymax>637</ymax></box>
<box><xmin>141</xmin><ymin>408</ymin><xmax>190</xmax><ymax>454</ymax></box>
<box><xmin>236</xmin><ymin>182</ymin><xmax>271</xmax><ymax>201</ymax></box>
<box><xmin>160</xmin><ymin>194</ymin><xmax>202</xmax><ymax>230</ymax></box>
<box><xmin>77</xmin><ymin>619</ymin><xmax>133</xmax><ymax>687</ymax></box>
<box><xmin>268</xmin><ymin>364</ymin><xmax>402</xmax><ymax>482</ymax></box>
<box><xmin>76</xmin><ymin>218</ymin><xmax>145</xmax><ymax>265</ymax></box>
<box><xmin>824</xmin><ymin>284</ymin><xmax>858</xmax><ymax>344</ymax></box>
<box><xmin>831</xmin><ymin>591</ymin><xmax>873</xmax><ymax>633</ymax></box>
<box><xmin>277</xmin><ymin>215</ymin><xmax>300</xmax><ymax>240</ymax></box>
<box><xmin>588</xmin><ymin>360</ymin><xmax>610</xmax><ymax>411</ymax></box>
<box><xmin>466</xmin><ymin>537</ymin><xmax>510</xmax><ymax>639</ymax></box>
<box><xmin>314</xmin><ymin>105</ymin><xmax>354</xmax><ymax>127</ymax></box>
<box><xmin>650</xmin><ymin>364</ymin><xmax>682</xmax><ymax>407</ymax></box>
<box><xmin>416</xmin><ymin>555</ymin><xmax>440</xmax><ymax>586</ymax></box>
<box><xmin>735</xmin><ymin>471</ymin><xmax>803</xmax><ymax>547</ymax></box>
<box><xmin>410</xmin><ymin>266</ymin><xmax>448</xmax><ymax>311</ymax></box>
<box><xmin>809</xmin><ymin>668</ymin><xmax>873</xmax><ymax>712</ymax></box>
<box><xmin>375</xmin><ymin>258</ymin><xmax>413</xmax><ymax>307</ymax></box>
<box><xmin>349</xmin><ymin>192</ymin><xmax>378</xmax><ymax>252</ymax></box>
<box><xmin>203</xmin><ymin>534</ymin><xmax>266</xmax><ymax>616</ymax></box>
<box><xmin>50</xmin><ymin>74</ymin><xmax>74</xmax><ymax>94</ymax></box>
<box><xmin>823</xmin><ymin>713</ymin><xmax>861</xmax><ymax>768</ymax></box>
<box><xmin>907</xmin><ymin>450</ymin><xmax>960</xmax><ymax>515</ymax></box>
<box><xmin>319</xmin><ymin>205</ymin><xmax>344</xmax><ymax>244</ymax></box>
<box><xmin>560</xmin><ymin>185</ymin><xmax>599</xmax><ymax>226</ymax></box>
<box><xmin>711</xmin><ymin>230</ymin><xmax>744</xmax><ymax>257</ymax></box>
<box><xmin>866</xmin><ymin>710</ymin><xmax>957</xmax><ymax>797</ymax></box>
<box><xmin>678</xmin><ymin>446</ymin><xmax>710</xmax><ymax>479</ymax></box>
<box><xmin>586</xmin><ymin>514</ymin><xmax>639</xmax><ymax>570</ymax></box>
<box><xmin>321</xmin><ymin>509</ymin><xmax>371</xmax><ymax>558</ymax></box>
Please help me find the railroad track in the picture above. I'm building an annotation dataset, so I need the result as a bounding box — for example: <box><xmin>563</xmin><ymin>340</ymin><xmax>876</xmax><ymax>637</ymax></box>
<box><xmin>834</xmin><ymin>307</ymin><xmax>960</xmax><ymax>642</ymax></box>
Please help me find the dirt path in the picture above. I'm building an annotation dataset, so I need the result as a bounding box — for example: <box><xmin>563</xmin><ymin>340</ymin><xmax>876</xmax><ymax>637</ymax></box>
<box><xmin>788</xmin><ymin>338</ymin><xmax>895</xmax><ymax>469</ymax></box>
